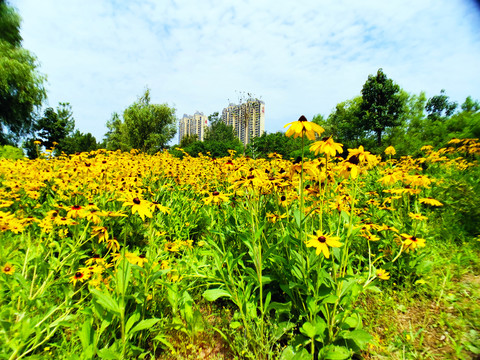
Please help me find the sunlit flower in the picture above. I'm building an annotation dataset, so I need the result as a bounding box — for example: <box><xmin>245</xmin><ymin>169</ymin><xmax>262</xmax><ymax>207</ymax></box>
<box><xmin>408</xmin><ymin>213</ymin><xmax>428</xmax><ymax>221</ymax></box>
<box><xmin>67</xmin><ymin>205</ymin><xmax>86</xmax><ymax>219</ymax></box>
<box><xmin>309</xmin><ymin>137</ymin><xmax>343</xmax><ymax>157</ymax></box>
<box><xmin>1</xmin><ymin>263</ymin><xmax>14</xmax><ymax>275</ymax></box>
<box><xmin>284</xmin><ymin>115</ymin><xmax>325</xmax><ymax>141</ymax></box>
<box><xmin>203</xmin><ymin>191</ymin><xmax>229</xmax><ymax>205</ymax></box>
<box><xmin>400</xmin><ymin>233</ymin><xmax>426</xmax><ymax>252</ymax></box>
<box><xmin>306</xmin><ymin>231</ymin><xmax>343</xmax><ymax>258</ymax></box>
<box><xmin>419</xmin><ymin>198</ymin><xmax>443</xmax><ymax>207</ymax></box>
<box><xmin>376</xmin><ymin>269</ymin><xmax>390</xmax><ymax>280</ymax></box>
<box><xmin>70</xmin><ymin>271</ymin><xmax>89</xmax><ymax>286</ymax></box>
<box><xmin>122</xmin><ymin>197</ymin><xmax>153</xmax><ymax>221</ymax></box>
<box><xmin>91</xmin><ymin>226</ymin><xmax>109</xmax><ymax>243</ymax></box>
<box><xmin>266</xmin><ymin>212</ymin><xmax>288</xmax><ymax>223</ymax></box>
<box><xmin>384</xmin><ymin>146</ymin><xmax>396</xmax><ymax>156</ymax></box>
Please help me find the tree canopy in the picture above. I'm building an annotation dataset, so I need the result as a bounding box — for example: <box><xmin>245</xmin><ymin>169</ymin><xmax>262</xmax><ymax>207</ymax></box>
<box><xmin>0</xmin><ymin>0</ymin><xmax>46</xmax><ymax>145</ymax></box>
<box><xmin>359</xmin><ymin>68</ymin><xmax>405</xmax><ymax>146</ymax></box>
<box><xmin>104</xmin><ymin>89</ymin><xmax>177</xmax><ymax>154</ymax></box>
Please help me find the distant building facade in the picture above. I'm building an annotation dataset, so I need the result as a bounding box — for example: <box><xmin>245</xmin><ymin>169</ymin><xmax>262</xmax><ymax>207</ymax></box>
<box><xmin>178</xmin><ymin>111</ymin><xmax>208</xmax><ymax>143</ymax></box>
<box><xmin>221</xmin><ymin>99</ymin><xmax>265</xmax><ymax>145</ymax></box>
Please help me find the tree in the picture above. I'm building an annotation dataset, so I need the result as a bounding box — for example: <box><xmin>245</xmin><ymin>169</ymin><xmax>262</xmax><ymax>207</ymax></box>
<box><xmin>179</xmin><ymin>134</ymin><xmax>198</xmax><ymax>148</ymax></box>
<box><xmin>359</xmin><ymin>69</ymin><xmax>405</xmax><ymax>146</ymax></box>
<box><xmin>59</xmin><ymin>130</ymin><xmax>98</xmax><ymax>155</ymax></box>
<box><xmin>34</xmin><ymin>102</ymin><xmax>75</xmax><ymax>150</ymax></box>
<box><xmin>425</xmin><ymin>89</ymin><xmax>457</xmax><ymax>121</ymax></box>
<box><xmin>0</xmin><ymin>0</ymin><xmax>46</xmax><ymax>145</ymax></box>
<box><xmin>324</xmin><ymin>96</ymin><xmax>364</xmax><ymax>149</ymax></box>
<box><xmin>104</xmin><ymin>89</ymin><xmax>176</xmax><ymax>154</ymax></box>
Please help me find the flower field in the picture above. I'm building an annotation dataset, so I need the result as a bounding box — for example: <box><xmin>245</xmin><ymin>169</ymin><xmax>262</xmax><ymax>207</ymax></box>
<box><xmin>1</xmin><ymin>123</ymin><xmax>480</xmax><ymax>359</ymax></box>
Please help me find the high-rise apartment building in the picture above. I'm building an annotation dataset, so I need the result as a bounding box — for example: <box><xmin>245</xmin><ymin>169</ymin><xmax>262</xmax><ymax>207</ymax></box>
<box><xmin>178</xmin><ymin>111</ymin><xmax>208</xmax><ymax>143</ymax></box>
<box><xmin>221</xmin><ymin>99</ymin><xmax>265</xmax><ymax>145</ymax></box>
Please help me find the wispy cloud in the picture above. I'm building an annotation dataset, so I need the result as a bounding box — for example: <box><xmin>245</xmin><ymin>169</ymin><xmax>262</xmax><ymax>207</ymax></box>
<box><xmin>11</xmin><ymin>0</ymin><xmax>480</xmax><ymax>142</ymax></box>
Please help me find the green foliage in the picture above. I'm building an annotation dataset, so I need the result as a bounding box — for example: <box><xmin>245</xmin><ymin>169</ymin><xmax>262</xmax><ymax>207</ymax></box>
<box><xmin>0</xmin><ymin>144</ymin><xmax>24</xmax><ymax>159</ymax></box>
<box><xmin>179</xmin><ymin>134</ymin><xmax>198</xmax><ymax>148</ymax></box>
<box><xmin>60</xmin><ymin>130</ymin><xmax>98</xmax><ymax>155</ymax></box>
<box><xmin>322</xmin><ymin>96</ymin><xmax>365</xmax><ymax>151</ymax></box>
<box><xmin>359</xmin><ymin>68</ymin><xmax>406</xmax><ymax>146</ymax></box>
<box><xmin>103</xmin><ymin>89</ymin><xmax>177</xmax><ymax>154</ymax></box>
<box><xmin>35</xmin><ymin>103</ymin><xmax>75</xmax><ymax>150</ymax></box>
<box><xmin>0</xmin><ymin>1</ymin><xmax>47</xmax><ymax>144</ymax></box>
<box><xmin>426</xmin><ymin>89</ymin><xmax>458</xmax><ymax>121</ymax></box>
<box><xmin>247</xmin><ymin>131</ymin><xmax>303</xmax><ymax>159</ymax></box>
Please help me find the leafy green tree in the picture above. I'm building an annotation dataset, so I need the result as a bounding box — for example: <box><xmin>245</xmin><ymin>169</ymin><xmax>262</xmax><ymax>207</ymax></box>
<box><xmin>461</xmin><ymin>96</ymin><xmax>480</xmax><ymax>113</ymax></box>
<box><xmin>104</xmin><ymin>112</ymin><xmax>127</xmax><ymax>151</ymax></box>
<box><xmin>104</xmin><ymin>89</ymin><xmax>177</xmax><ymax>154</ymax></box>
<box><xmin>59</xmin><ymin>130</ymin><xmax>98</xmax><ymax>155</ymax></box>
<box><xmin>34</xmin><ymin>103</ymin><xmax>75</xmax><ymax>150</ymax></box>
<box><xmin>248</xmin><ymin>131</ymin><xmax>302</xmax><ymax>159</ymax></box>
<box><xmin>105</xmin><ymin>89</ymin><xmax>177</xmax><ymax>154</ymax></box>
<box><xmin>425</xmin><ymin>89</ymin><xmax>457</xmax><ymax>121</ymax></box>
<box><xmin>0</xmin><ymin>0</ymin><xmax>46</xmax><ymax>145</ymax></box>
<box><xmin>324</xmin><ymin>96</ymin><xmax>365</xmax><ymax>149</ymax></box>
<box><xmin>359</xmin><ymin>69</ymin><xmax>405</xmax><ymax>146</ymax></box>
<box><xmin>179</xmin><ymin>134</ymin><xmax>198</xmax><ymax>148</ymax></box>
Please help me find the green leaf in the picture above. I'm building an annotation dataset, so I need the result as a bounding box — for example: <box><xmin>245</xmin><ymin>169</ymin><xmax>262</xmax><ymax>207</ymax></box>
<box><xmin>97</xmin><ymin>347</ymin><xmax>120</xmax><ymax>359</ymax></box>
<box><xmin>300</xmin><ymin>322</ymin><xmax>316</xmax><ymax>338</ymax></box>
<box><xmin>202</xmin><ymin>288</ymin><xmax>231</xmax><ymax>301</ymax></box>
<box><xmin>90</xmin><ymin>289</ymin><xmax>120</xmax><ymax>315</ymax></box>
<box><xmin>324</xmin><ymin>345</ymin><xmax>351</xmax><ymax>359</ymax></box>
<box><xmin>341</xmin><ymin>329</ymin><xmax>373</xmax><ymax>349</ymax></box>
<box><xmin>125</xmin><ymin>312</ymin><xmax>141</xmax><ymax>335</ymax></box>
<box><xmin>267</xmin><ymin>301</ymin><xmax>292</xmax><ymax>314</ymax></box>
<box><xmin>280</xmin><ymin>346</ymin><xmax>311</xmax><ymax>360</ymax></box>
<box><xmin>230</xmin><ymin>321</ymin><xmax>242</xmax><ymax>329</ymax></box>
<box><xmin>130</xmin><ymin>318</ymin><xmax>160</xmax><ymax>334</ymax></box>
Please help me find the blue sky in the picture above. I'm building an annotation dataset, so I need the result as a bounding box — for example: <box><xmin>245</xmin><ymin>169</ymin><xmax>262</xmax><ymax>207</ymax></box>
<box><xmin>10</xmin><ymin>0</ymin><xmax>480</xmax><ymax>144</ymax></box>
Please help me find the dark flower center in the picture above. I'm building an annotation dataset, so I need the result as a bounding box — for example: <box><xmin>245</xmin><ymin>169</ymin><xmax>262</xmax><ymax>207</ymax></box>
<box><xmin>213</xmin><ymin>191</ymin><xmax>220</xmax><ymax>196</ymax></box>
<box><xmin>318</xmin><ymin>236</ymin><xmax>327</xmax><ymax>243</ymax></box>
<box><xmin>280</xmin><ymin>195</ymin><xmax>286</xmax><ymax>201</ymax></box>
<box><xmin>348</xmin><ymin>155</ymin><xmax>360</xmax><ymax>165</ymax></box>
<box><xmin>72</xmin><ymin>205</ymin><xmax>81</xmax><ymax>210</ymax></box>
<box><xmin>411</xmin><ymin>236</ymin><xmax>417</xmax><ymax>241</ymax></box>
<box><xmin>139</xmin><ymin>254</ymin><xmax>146</xmax><ymax>258</ymax></box>
<box><xmin>75</xmin><ymin>272</ymin><xmax>84</xmax><ymax>279</ymax></box>
<box><xmin>133</xmin><ymin>198</ymin><xmax>141</xmax><ymax>204</ymax></box>
<box><xmin>298</xmin><ymin>115</ymin><xmax>307</xmax><ymax>122</ymax></box>
<box><xmin>4</xmin><ymin>266</ymin><xmax>11</xmax><ymax>272</ymax></box>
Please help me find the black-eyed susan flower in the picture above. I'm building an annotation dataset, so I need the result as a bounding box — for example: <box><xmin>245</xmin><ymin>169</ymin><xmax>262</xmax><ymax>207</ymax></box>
<box><xmin>309</xmin><ymin>137</ymin><xmax>344</xmax><ymax>157</ymax></box>
<box><xmin>384</xmin><ymin>146</ymin><xmax>396</xmax><ymax>156</ymax></box>
<box><xmin>122</xmin><ymin>197</ymin><xmax>153</xmax><ymax>221</ymax></box>
<box><xmin>70</xmin><ymin>271</ymin><xmax>89</xmax><ymax>286</ymax></box>
<box><xmin>400</xmin><ymin>233</ymin><xmax>426</xmax><ymax>252</ymax></box>
<box><xmin>1</xmin><ymin>263</ymin><xmax>14</xmax><ymax>275</ymax></box>
<box><xmin>266</xmin><ymin>212</ymin><xmax>288</xmax><ymax>223</ymax></box>
<box><xmin>306</xmin><ymin>231</ymin><xmax>342</xmax><ymax>259</ymax></box>
<box><xmin>376</xmin><ymin>269</ymin><xmax>390</xmax><ymax>280</ymax></box>
<box><xmin>408</xmin><ymin>213</ymin><xmax>428</xmax><ymax>221</ymax></box>
<box><xmin>67</xmin><ymin>205</ymin><xmax>86</xmax><ymax>219</ymax></box>
<box><xmin>203</xmin><ymin>191</ymin><xmax>229</xmax><ymax>205</ymax></box>
<box><xmin>284</xmin><ymin>115</ymin><xmax>325</xmax><ymax>141</ymax></box>
<box><xmin>419</xmin><ymin>198</ymin><xmax>443</xmax><ymax>207</ymax></box>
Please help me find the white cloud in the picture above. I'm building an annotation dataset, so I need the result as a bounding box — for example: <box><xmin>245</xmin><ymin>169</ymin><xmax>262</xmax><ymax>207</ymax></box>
<box><xmin>10</xmin><ymin>0</ymin><xmax>480</xmax><ymax>143</ymax></box>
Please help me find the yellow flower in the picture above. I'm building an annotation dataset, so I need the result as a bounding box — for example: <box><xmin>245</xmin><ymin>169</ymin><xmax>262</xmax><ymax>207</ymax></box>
<box><xmin>203</xmin><ymin>191</ymin><xmax>229</xmax><ymax>205</ymax></box>
<box><xmin>309</xmin><ymin>137</ymin><xmax>344</xmax><ymax>157</ymax></box>
<box><xmin>408</xmin><ymin>213</ymin><xmax>428</xmax><ymax>221</ymax></box>
<box><xmin>1</xmin><ymin>263</ymin><xmax>14</xmax><ymax>275</ymax></box>
<box><xmin>376</xmin><ymin>269</ymin><xmax>390</xmax><ymax>280</ymax></box>
<box><xmin>419</xmin><ymin>198</ymin><xmax>443</xmax><ymax>207</ymax></box>
<box><xmin>400</xmin><ymin>233</ymin><xmax>426</xmax><ymax>252</ymax></box>
<box><xmin>306</xmin><ymin>231</ymin><xmax>343</xmax><ymax>258</ymax></box>
<box><xmin>384</xmin><ymin>146</ymin><xmax>396</xmax><ymax>156</ymax></box>
<box><xmin>284</xmin><ymin>115</ymin><xmax>325</xmax><ymax>141</ymax></box>
<box><xmin>122</xmin><ymin>197</ymin><xmax>153</xmax><ymax>221</ymax></box>
<box><xmin>70</xmin><ymin>270</ymin><xmax>89</xmax><ymax>286</ymax></box>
